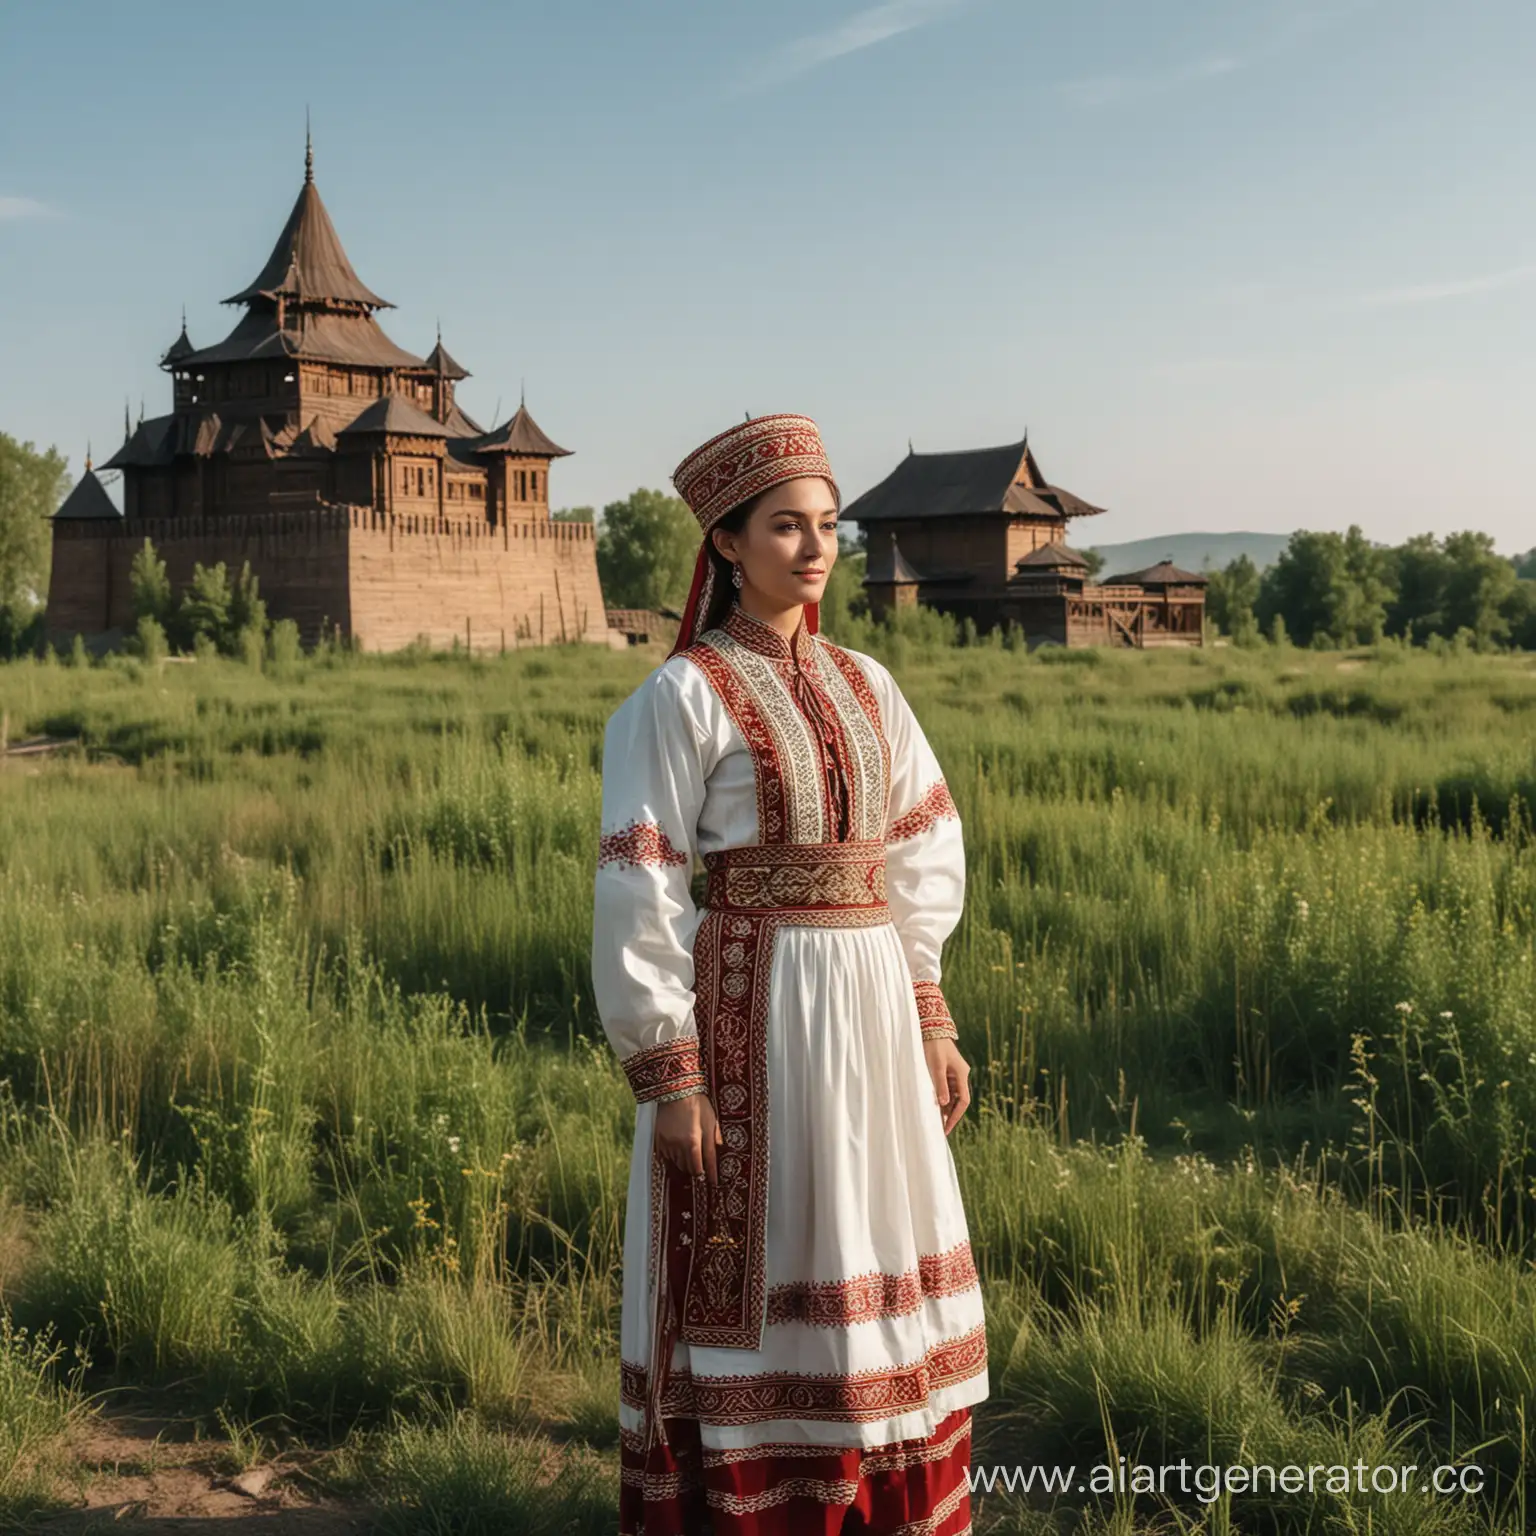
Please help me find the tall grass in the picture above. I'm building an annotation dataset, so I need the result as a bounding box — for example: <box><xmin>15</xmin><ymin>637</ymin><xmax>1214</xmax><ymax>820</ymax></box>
<box><xmin>2</xmin><ymin>636</ymin><xmax>1535</xmax><ymax>1528</ymax></box>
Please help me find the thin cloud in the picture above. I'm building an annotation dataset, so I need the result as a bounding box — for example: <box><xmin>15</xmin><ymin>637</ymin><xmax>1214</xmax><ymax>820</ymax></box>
<box><xmin>1361</xmin><ymin>263</ymin><xmax>1536</xmax><ymax>306</ymax></box>
<box><xmin>735</xmin><ymin>0</ymin><xmax>973</xmax><ymax>93</ymax></box>
<box><xmin>1062</xmin><ymin>1</ymin><xmax>1375</xmax><ymax>109</ymax></box>
<box><xmin>1063</xmin><ymin>55</ymin><xmax>1239</xmax><ymax>108</ymax></box>
<box><xmin>0</xmin><ymin>196</ymin><xmax>57</xmax><ymax>221</ymax></box>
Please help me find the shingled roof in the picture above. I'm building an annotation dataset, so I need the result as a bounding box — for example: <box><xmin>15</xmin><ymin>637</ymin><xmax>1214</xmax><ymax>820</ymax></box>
<box><xmin>471</xmin><ymin>402</ymin><xmax>571</xmax><ymax>458</ymax></box>
<box><xmin>53</xmin><ymin>469</ymin><xmax>121</xmax><ymax>521</ymax></box>
<box><xmin>425</xmin><ymin>336</ymin><xmax>470</xmax><ymax>380</ymax></box>
<box><xmin>177</xmin><ymin>309</ymin><xmax>424</xmax><ymax>371</ymax></box>
<box><xmin>1015</xmin><ymin>541</ymin><xmax>1090</xmax><ymax>572</ymax></box>
<box><xmin>1104</xmin><ymin>559</ymin><xmax>1209</xmax><ymax>587</ymax></box>
<box><xmin>338</xmin><ymin>395</ymin><xmax>452</xmax><ymax>438</ymax></box>
<box><xmin>102</xmin><ymin>414</ymin><xmax>176</xmax><ymax>471</ymax></box>
<box><xmin>844</xmin><ymin>436</ymin><xmax>1104</xmax><ymax>523</ymax></box>
<box><xmin>224</xmin><ymin>154</ymin><xmax>391</xmax><ymax>311</ymax></box>
<box><xmin>159</xmin><ymin>320</ymin><xmax>196</xmax><ymax>369</ymax></box>
<box><xmin>441</xmin><ymin>401</ymin><xmax>484</xmax><ymax>437</ymax></box>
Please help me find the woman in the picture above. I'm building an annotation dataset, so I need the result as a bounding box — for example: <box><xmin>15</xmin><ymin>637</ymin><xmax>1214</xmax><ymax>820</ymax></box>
<box><xmin>592</xmin><ymin>414</ymin><xmax>988</xmax><ymax>1535</ymax></box>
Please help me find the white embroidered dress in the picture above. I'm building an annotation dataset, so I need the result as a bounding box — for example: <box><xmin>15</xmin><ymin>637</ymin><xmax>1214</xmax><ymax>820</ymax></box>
<box><xmin>593</xmin><ymin>606</ymin><xmax>988</xmax><ymax>1472</ymax></box>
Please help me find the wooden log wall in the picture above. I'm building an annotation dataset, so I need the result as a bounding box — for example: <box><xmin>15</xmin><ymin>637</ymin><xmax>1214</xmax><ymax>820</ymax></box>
<box><xmin>46</xmin><ymin>507</ymin><xmax>610</xmax><ymax>653</ymax></box>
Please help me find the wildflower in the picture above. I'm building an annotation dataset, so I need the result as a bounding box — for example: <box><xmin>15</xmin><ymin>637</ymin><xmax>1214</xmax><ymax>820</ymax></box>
<box><xmin>447</xmin><ymin>1135</ymin><xmax>461</xmax><ymax>1155</ymax></box>
<box><xmin>1439</xmin><ymin>1010</ymin><xmax>1454</xmax><ymax>1020</ymax></box>
<box><xmin>1394</xmin><ymin>1001</ymin><xmax>1414</xmax><ymax>1015</ymax></box>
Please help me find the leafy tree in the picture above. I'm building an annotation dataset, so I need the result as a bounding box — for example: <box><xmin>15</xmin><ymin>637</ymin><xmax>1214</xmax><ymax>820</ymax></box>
<box><xmin>129</xmin><ymin>538</ymin><xmax>173</xmax><ymax>624</ymax></box>
<box><xmin>551</xmin><ymin>505</ymin><xmax>595</xmax><ymax>523</ymax></box>
<box><xmin>596</xmin><ymin>488</ymin><xmax>699</xmax><ymax>610</ymax></box>
<box><xmin>0</xmin><ymin>604</ymin><xmax>43</xmax><ymax>658</ymax></box>
<box><xmin>177</xmin><ymin>562</ymin><xmax>234</xmax><ymax>652</ymax></box>
<box><xmin>1385</xmin><ymin>532</ymin><xmax>1521</xmax><ymax>649</ymax></box>
<box><xmin>1384</xmin><ymin>533</ymin><xmax>1447</xmax><ymax>643</ymax></box>
<box><xmin>1256</xmin><ymin>526</ymin><xmax>1392</xmax><ymax>647</ymax></box>
<box><xmin>1206</xmin><ymin>554</ymin><xmax>1261</xmax><ymax>642</ymax></box>
<box><xmin>1506</xmin><ymin>580</ymin><xmax>1536</xmax><ymax>651</ymax></box>
<box><xmin>268</xmin><ymin>618</ymin><xmax>302</xmax><ymax>668</ymax></box>
<box><xmin>0</xmin><ymin>432</ymin><xmax>69</xmax><ymax>638</ymax></box>
<box><xmin>1441</xmin><ymin>531</ymin><xmax>1516</xmax><ymax>648</ymax></box>
<box><xmin>229</xmin><ymin>560</ymin><xmax>268</xmax><ymax>640</ymax></box>
<box><xmin>1340</xmin><ymin>525</ymin><xmax>1392</xmax><ymax>644</ymax></box>
<box><xmin>133</xmin><ymin>614</ymin><xmax>168</xmax><ymax>665</ymax></box>
<box><xmin>1080</xmin><ymin>547</ymin><xmax>1106</xmax><ymax>578</ymax></box>
<box><xmin>1515</xmin><ymin>548</ymin><xmax>1536</xmax><ymax>581</ymax></box>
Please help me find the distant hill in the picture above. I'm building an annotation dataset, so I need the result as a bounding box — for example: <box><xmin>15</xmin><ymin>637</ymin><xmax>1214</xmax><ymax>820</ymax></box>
<box><xmin>1086</xmin><ymin>532</ymin><xmax>1291</xmax><ymax>577</ymax></box>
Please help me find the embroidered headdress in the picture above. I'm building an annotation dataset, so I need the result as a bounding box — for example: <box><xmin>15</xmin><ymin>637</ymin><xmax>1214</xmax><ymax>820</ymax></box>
<box><xmin>668</xmin><ymin>413</ymin><xmax>840</xmax><ymax>656</ymax></box>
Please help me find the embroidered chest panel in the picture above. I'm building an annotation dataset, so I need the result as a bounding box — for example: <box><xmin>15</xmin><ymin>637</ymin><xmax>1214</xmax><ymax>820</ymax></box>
<box><xmin>683</xmin><ymin>609</ymin><xmax>891</xmax><ymax>845</ymax></box>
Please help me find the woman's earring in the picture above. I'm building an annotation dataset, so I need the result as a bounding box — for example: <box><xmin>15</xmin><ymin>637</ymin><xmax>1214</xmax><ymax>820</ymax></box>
<box><xmin>731</xmin><ymin>562</ymin><xmax>744</xmax><ymax>589</ymax></box>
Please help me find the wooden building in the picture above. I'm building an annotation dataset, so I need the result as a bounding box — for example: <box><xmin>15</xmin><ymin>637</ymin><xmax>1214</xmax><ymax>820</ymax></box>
<box><xmin>47</xmin><ymin>137</ymin><xmax>609</xmax><ymax>652</ymax></box>
<box><xmin>849</xmin><ymin>435</ymin><xmax>1205</xmax><ymax>648</ymax></box>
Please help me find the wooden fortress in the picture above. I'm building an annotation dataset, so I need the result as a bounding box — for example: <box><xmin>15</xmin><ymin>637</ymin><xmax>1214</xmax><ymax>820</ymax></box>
<box><xmin>47</xmin><ymin>139</ymin><xmax>608</xmax><ymax>652</ymax></box>
<box><xmin>851</xmin><ymin>436</ymin><xmax>1207</xmax><ymax>648</ymax></box>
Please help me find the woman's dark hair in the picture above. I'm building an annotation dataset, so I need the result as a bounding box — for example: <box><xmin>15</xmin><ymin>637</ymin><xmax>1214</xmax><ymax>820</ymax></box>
<box><xmin>695</xmin><ymin>476</ymin><xmax>838</xmax><ymax>636</ymax></box>
<box><xmin>697</xmin><ymin>496</ymin><xmax>758</xmax><ymax>636</ymax></box>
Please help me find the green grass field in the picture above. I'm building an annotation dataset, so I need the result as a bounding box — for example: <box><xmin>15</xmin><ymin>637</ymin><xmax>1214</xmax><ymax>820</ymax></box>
<box><xmin>1</xmin><ymin>621</ymin><xmax>1534</xmax><ymax>1533</ymax></box>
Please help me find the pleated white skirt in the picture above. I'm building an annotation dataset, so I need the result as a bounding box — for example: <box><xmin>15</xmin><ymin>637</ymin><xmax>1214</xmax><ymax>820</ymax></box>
<box><xmin>618</xmin><ymin>919</ymin><xmax>989</xmax><ymax>1451</ymax></box>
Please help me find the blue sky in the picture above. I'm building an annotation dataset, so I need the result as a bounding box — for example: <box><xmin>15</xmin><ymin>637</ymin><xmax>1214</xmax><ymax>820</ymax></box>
<box><xmin>1</xmin><ymin>0</ymin><xmax>1532</xmax><ymax>550</ymax></box>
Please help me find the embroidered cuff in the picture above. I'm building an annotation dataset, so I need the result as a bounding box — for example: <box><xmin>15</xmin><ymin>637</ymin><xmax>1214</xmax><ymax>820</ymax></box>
<box><xmin>914</xmin><ymin>979</ymin><xmax>958</xmax><ymax>1041</ymax></box>
<box><xmin>621</xmin><ymin>1036</ymin><xmax>707</xmax><ymax>1103</ymax></box>
<box><xmin>888</xmin><ymin>780</ymin><xmax>959</xmax><ymax>842</ymax></box>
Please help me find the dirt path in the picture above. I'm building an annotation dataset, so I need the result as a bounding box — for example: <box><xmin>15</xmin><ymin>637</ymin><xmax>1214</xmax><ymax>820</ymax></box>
<box><xmin>30</xmin><ymin>1404</ymin><xmax>370</xmax><ymax>1536</ymax></box>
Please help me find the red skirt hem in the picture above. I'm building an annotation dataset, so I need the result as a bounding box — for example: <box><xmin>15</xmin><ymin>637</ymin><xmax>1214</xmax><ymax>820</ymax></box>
<box><xmin>619</xmin><ymin>1404</ymin><xmax>972</xmax><ymax>1535</ymax></box>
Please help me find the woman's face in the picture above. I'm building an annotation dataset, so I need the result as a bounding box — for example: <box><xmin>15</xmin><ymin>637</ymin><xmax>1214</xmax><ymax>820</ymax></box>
<box><xmin>713</xmin><ymin>477</ymin><xmax>839</xmax><ymax>612</ymax></box>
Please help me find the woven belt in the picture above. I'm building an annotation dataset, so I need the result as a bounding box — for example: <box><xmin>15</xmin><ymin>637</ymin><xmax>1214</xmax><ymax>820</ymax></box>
<box><xmin>703</xmin><ymin>838</ymin><xmax>889</xmax><ymax>916</ymax></box>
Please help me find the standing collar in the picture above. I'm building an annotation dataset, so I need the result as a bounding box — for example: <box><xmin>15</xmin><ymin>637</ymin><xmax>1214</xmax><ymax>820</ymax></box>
<box><xmin>719</xmin><ymin>603</ymin><xmax>820</xmax><ymax>669</ymax></box>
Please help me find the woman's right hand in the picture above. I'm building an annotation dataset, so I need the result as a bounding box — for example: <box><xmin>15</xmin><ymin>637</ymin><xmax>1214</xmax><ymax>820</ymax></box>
<box><xmin>654</xmin><ymin>1093</ymin><xmax>723</xmax><ymax>1183</ymax></box>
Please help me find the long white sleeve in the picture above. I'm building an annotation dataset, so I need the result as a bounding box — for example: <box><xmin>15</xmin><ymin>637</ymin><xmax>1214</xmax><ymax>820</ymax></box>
<box><xmin>591</xmin><ymin>661</ymin><xmax>712</xmax><ymax>1102</ymax></box>
<box><xmin>858</xmin><ymin>655</ymin><xmax>965</xmax><ymax>1041</ymax></box>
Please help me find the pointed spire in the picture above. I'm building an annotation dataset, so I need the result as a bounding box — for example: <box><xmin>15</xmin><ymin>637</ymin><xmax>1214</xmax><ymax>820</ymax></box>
<box><xmin>123</xmin><ymin>400</ymin><xmax>132</xmax><ymax>443</ymax></box>
<box><xmin>224</xmin><ymin>139</ymin><xmax>391</xmax><ymax>311</ymax></box>
<box><xmin>160</xmin><ymin>311</ymin><xmax>196</xmax><ymax>370</ymax></box>
<box><xmin>424</xmin><ymin>332</ymin><xmax>470</xmax><ymax>380</ymax></box>
<box><xmin>138</xmin><ymin>398</ymin><xmax>145</xmax><ymax>427</ymax></box>
<box><xmin>54</xmin><ymin>461</ymin><xmax>121</xmax><ymax>521</ymax></box>
<box><xmin>472</xmin><ymin>402</ymin><xmax>572</xmax><ymax>459</ymax></box>
<box><xmin>521</xmin><ymin>378</ymin><xmax>526</xmax><ymax>408</ymax></box>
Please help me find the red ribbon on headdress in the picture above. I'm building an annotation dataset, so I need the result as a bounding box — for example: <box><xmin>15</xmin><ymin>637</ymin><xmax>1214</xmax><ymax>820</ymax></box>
<box><xmin>667</xmin><ymin>543</ymin><xmax>819</xmax><ymax>659</ymax></box>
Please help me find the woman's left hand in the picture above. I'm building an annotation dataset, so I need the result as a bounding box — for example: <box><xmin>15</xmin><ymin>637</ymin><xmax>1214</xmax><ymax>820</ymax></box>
<box><xmin>923</xmin><ymin>1038</ymin><xmax>971</xmax><ymax>1135</ymax></box>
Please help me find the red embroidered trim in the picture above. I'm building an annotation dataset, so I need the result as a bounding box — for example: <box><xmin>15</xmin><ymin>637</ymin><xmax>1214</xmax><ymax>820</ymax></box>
<box><xmin>691</xmin><ymin>1408</ymin><xmax>972</xmax><ymax>1470</ymax></box>
<box><xmin>622</xmin><ymin>1037</ymin><xmax>707</xmax><ymax>1103</ymax></box>
<box><xmin>889</xmin><ymin>780</ymin><xmax>959</xmax><ymax>842</ymax></box>
<box><xmin>821</xmin><ymin>643</ymin><xmax>893</xmax><ymax>832</ymax></box>
<box><xmin>621</xmin><ymin>1322</ymin><xmax>988</xmax><ymax>1424</ymax></box>
<box><xmin>720</xmin><ymin>602</ymin><xmax>821</xmax><ymax>669</ymax></box>
<box><xmin>914</xmin><ymin>980</ymin><xmax>957</xmax><ymax>1042</ymax></box>
<box><xmin>683</xmin><ymin>641</ymin><xmax>791</xmax><ymax>844</ymax></box>
<box><xmin>618</xmin><ymin>1407</ymin><xmax>973</xmax><ymax>1536</ymax></box>
<box><xmin>764</xmin><ymin>1242</ymin><xmax>980</xmax><ymax>1326</ymax></box>
<box><xmin>598</xmin><ymin>820</ymin><xmax>690</xmax><ymax>869</ymax></box>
